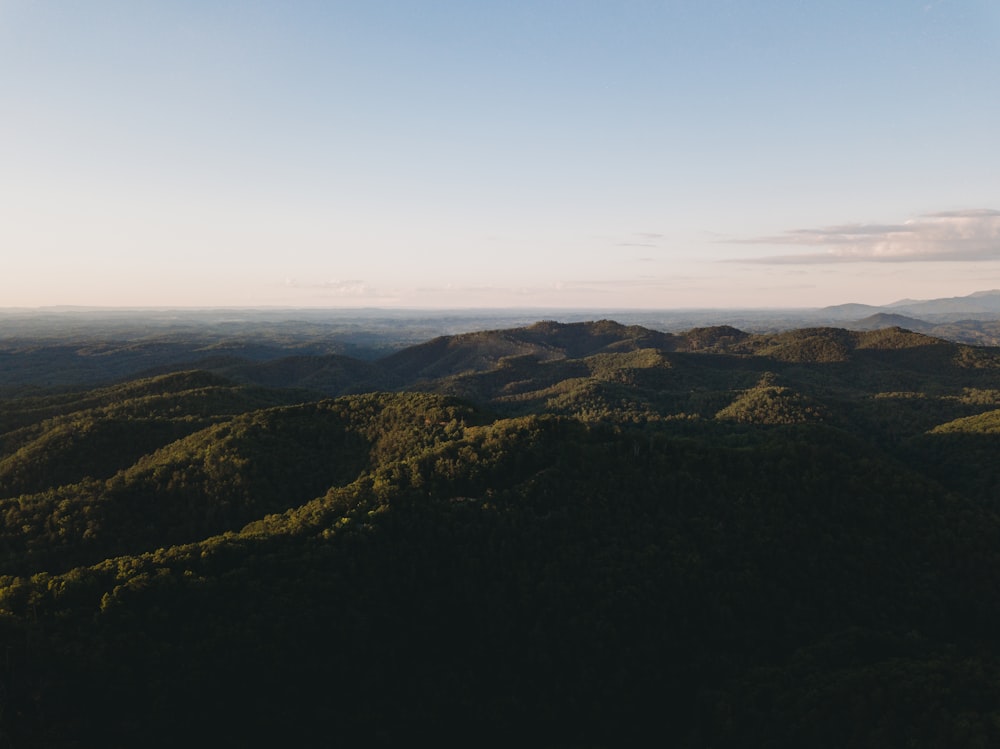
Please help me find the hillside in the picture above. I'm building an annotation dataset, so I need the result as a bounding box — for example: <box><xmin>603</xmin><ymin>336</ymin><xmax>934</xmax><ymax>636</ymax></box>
<box><xmin>379</xmin><ymin>319</ymin><xmax>682</xmax><ymax>380</ymax></box>
<box><xmin>1</xmin><ymin>321</ymin><xmax>1000</xmax><ymax>746</ymax></box>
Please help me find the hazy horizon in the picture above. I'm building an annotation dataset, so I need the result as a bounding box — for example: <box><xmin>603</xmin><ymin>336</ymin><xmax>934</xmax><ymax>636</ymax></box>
<box><xmin>3</xmin><ymin>2</ymin><xmax>998</xmax><ymax>309</ymax></box>
<box><xmin>2</xmin><ymin>289</ymin><xmax>990</xmax><ymax>314</ymax></box>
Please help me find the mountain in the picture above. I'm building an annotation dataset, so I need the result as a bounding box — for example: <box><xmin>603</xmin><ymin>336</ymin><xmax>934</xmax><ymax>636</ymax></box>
<box><xmin>848</xmin><ymin>312</ymin><xmax>935</xmax><ymax>332</ymax></box>
<box><xmin>821</xmin><ymin>289</ymin><xmax>1000</xmax><ymax>322</ymax></box>
<box><xmin>812</xmin><ymin>291</ymin><xmax>1000</xmax><ymax>344</ymax></box>
<box><xmin>818</xmin><ymin>302</ymin><xmax>885</xmax><ymax>319</ymax></box>
<box><xmin>2</xmin><ymin>321</ymin><xmax>1000</xmax><ymax>746</ymax></box>
<box><xmin>887</xmin><ymin>289</ymin><xmax>1000</xmax><ymax>318</ymax></box>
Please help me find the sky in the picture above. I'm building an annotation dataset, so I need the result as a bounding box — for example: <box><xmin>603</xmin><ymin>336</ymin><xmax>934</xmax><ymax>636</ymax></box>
<box><xmin>2</xmin><ymin>0</ymin><xmax>999</xmax><ymax>310</ymax></box>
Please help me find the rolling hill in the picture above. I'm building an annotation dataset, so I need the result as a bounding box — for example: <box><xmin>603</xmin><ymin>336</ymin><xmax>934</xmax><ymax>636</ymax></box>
<box><xmin>1</xmin><ymin>321</ymin><xmax>1000</xmax><ymax>746</ymax></box>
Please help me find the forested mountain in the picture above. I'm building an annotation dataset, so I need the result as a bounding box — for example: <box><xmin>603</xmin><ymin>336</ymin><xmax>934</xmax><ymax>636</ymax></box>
<box><xmin>2</xmin><ymin>321</ymin><xmax>1000</xmax><ymax>746</ymax></box>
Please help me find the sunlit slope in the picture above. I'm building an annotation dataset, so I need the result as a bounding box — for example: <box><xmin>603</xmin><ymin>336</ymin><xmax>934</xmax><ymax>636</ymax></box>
<box><xmin>0</xmin><ymin>370</ymin><xmax>302</xmax><ymax>433</ymax></box>
<box><xmin>0</xmin><ymin>372</ymin><xmax>310</xmax><ymax>496</ymax></box>
<box><xmin>898</xmin><ymin>405</ymin><xmax>1000</xmax><ymax>508</ymax></box>
<box><xmin>715</xmin><ymin>380</ymin><xmax>828</xmax><ymax>424</ymax></box>
<box><xmin>0</xmin><ymin>389</ymin><xmax>482</xmax><ymax>575</ymax></box>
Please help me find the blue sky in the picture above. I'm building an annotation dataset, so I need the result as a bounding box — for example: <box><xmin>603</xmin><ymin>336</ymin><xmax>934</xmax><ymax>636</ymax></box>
<box><xmin>2</xmin><ymin>0</ymin><xmax>998</xmax><ymax>308</ymax></box>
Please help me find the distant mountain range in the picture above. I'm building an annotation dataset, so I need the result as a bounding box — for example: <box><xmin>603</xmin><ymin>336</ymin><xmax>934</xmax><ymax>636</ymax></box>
<box><xmin>816</xmin><ymin>290</ymin><xmax>1000</xmax><ymax>346</ymax></box>
<box><xmin>4</xmin><ymin>290</ymin><xmax>1000</xmax><ymax>393</ymax></box>
<box><xmin>824</xmin><ymin>289</ymin><xmax>1000</xmax><ymax>321</ymax></box>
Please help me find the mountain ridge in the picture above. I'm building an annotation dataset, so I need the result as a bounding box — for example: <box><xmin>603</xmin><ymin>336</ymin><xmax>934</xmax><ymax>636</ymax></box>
<box><xmin>7</xmin><ymin>291</ymin><xmax>1000</xmax><ymax>391</ymax></box>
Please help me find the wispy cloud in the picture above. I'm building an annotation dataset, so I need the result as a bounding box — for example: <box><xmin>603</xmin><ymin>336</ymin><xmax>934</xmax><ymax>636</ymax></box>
<box><xmin>284</xmin><ymin>278</ymin><xmax>378</xmax><ymax>296</ymax></box>
<box><xmin>730</xmin><ymin>209</ymin><xmax>1000</xmax><ymax>263</ymax></box>
<box><xmin>616</xmin><ymin>232</ymin><xmax>665</xmax><ymax>248</ymax></box>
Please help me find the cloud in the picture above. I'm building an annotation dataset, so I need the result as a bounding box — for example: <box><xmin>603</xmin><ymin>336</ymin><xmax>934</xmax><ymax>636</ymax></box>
<box><xmin>925</xmin><ymin>209</ymin><xmax>1000</xmax><ymax>219</ymax></box>
<box><xmin>284</xmin><ymin>278</ymin><xmax>377</xmax><ymax>296</ymax></box>
<box><xmin>414</xmin><ymin>283</ymin><xmax>505</xmax><ymax>294</ymax></box>
<box><xmin>615</xmin><ymin>232</ymin><xmax>665</xmax><ymax>248</ymax></box>
<box><xmin>730</xmin><ymin>209</ymin><xmax>1000</xmax><ymax>264</ymax></box>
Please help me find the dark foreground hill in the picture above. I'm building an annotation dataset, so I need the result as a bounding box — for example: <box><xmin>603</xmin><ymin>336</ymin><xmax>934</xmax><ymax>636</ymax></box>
<box><xmin>2</xmin><ymin>322</ymin><xmax>1000</xmax><ymax>746</ymax></box>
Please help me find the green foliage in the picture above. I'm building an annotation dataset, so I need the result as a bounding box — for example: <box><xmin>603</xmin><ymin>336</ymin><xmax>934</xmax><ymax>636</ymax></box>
<box><xmin>716</xmin><ymin>383</ymin><xmax>827</xmax><ymax>424</ymax></box>
<box><xmin>929</xmin><ymin>407</ymin><xmax>1000</xmax><ymax>434</ymax></box>
<box><xmin>0</xmin><ymin>321</ymin><xmax>999</xmax><ymax>746</ymax></box>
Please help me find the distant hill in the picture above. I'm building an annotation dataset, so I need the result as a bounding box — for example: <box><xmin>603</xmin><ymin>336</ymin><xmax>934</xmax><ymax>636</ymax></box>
<box><xmin>848</xmin><ymin>312</ymin><xmax>935</xmax><ymax>332</ymax></box>
<box><xmin>819</xmin><ymin>289</ymin><xmax>1000</xmax><ymax>323</ymax></box>
<box><xmin>379</xmin><ymin>320</ymin><xmax>681</xmax><ymax>382</ymax></box>
<box><xmin>819</xmin><ymin>302</ymin><xmax>885</xmax><ymax>320</ymax></box>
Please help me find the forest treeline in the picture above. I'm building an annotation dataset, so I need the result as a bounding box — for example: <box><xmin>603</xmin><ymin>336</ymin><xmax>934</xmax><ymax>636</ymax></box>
<box><xmin>2</xmin><ymin>321</ymin><xmax>1000</xmax><ymax>746</ymax></box>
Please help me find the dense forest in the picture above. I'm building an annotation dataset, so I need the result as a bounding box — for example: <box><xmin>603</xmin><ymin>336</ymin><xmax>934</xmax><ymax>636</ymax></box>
<box><xmin>2</xmin><ymin>320</ymin><xmax>1000</xmax><ymax>746</ymax></box>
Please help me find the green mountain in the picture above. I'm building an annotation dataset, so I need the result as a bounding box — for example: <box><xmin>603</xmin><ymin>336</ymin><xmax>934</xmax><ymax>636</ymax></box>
<box><xmin>1</xmin><ymin>322</ymin><xmax>1000</xmax><ymax>746</ymax></box>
